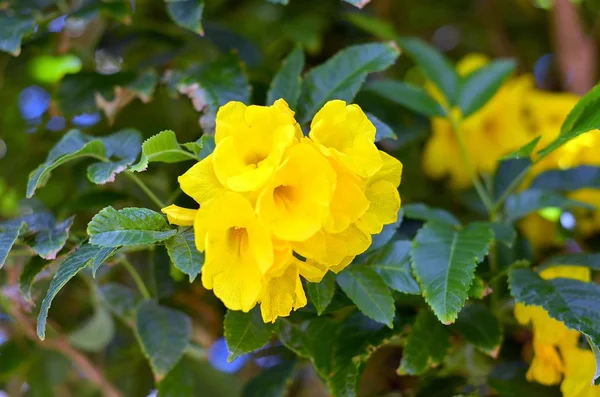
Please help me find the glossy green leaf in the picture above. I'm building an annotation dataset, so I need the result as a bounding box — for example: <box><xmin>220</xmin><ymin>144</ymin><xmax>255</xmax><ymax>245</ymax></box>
<box><xmin>224</xmin><ymin>308</ymin><xmax>273</xmax><ymax>361</ymax></box>
<box><xmin>92</xmin><ymin>247</ymin><xmax>118</xmax><ymax>277</ymax></box>
<box><xmin>267</xmin><ymin>46</ymin><xmax>304</xmax><ymax>109</ymax></box>
<box><xmin>306</xmin><ymin>272</ymin><xmax>336</xmax><ymax>315</ymax></box>
<box><xmin>411</xmin><ymin>222</ymin><xmax>493</xmax><ymax>324</ymax></box>
<box><xmin>509</xmin><ymin>267</ymin><xmax>600</xmax><ymax>384</ymax></box>
<box><xmin>165</xmin><ymin>229</ymin><xmax>204</xmax><ymax>282</ymax></box>
<box><xmin>458</xmin><ymin>59</ymin><xmax>516</xmax><ymax>117</ymax></box>
<box><xmin>166</xmin><ymin>0</ymin><xmax>205</xmax><ymax>35</ymax></box>
<box><xmin>399</xmin><ymin>310</ymin><xmax>450</xmax><ymax>375</ymax></box>
<box><xmin>370</xmin><ymin>240</ymin><xmax>420</xmax><ymax>295</ymax></box>
<box><xmin>98</xmin><ymin>283</ymin><xmax>139</xmax><ymax>323</ymax></box>
<box><xmin>502</xmin><ymin>136</ymin><xmax>541</xmax><ymax>160</ymax></box>
<box><xmin>89</xmin><ymin>129</ymin><xmax>142</xmax><ymax>184</ymax></box>
<box><xmin>68</xmin><ymin>306</ymin><xmax>115</xmax><ymax>352</ymax></box>
<box><xmin>242</xmin><ymin>361</ymin><xmax>296</xmax><ymax>397</ymax></box>
<box><xmin>364</xmin><ymin>80</ymin><xmax>444</xmax><ymax>117</ymax></box>
<box><xmin>32</xmin><ymin>216</ymin><xmax>74</xmax><ymax>260</ymax></box>
<box><xmin>366</xmin><ymin>112</ymin><xmax>397</xmax><ymax>141</ymax></box>
<box><xmin>453</xmin><ymin>303</ymin><xmax>502</xmax><ymax>356</ymax></box>
<box><xmin>402</xmin><ymin>203</ymin><xmax>460</xmax><ymax>226</ymax></box>
<box><xmin>0</xmin><ymin>15</ymin><xmax>36</xmax><ymax>56</ymax></box>
<box><xmin>0</xmin><ymin>222</ymin><xmax>25</xmax><ymax>268</ymax></box>
<box><xmin>504</xmin><ymin>189</ymin><xmax>593</xmax><ymax>222</ymax></box>
<box><xmin>397</xmin><ymin>36</ymin><xmax>459</xmax><ymax>105</ymax></box>
<box><xmin>540</xmin><ymin>253</ymin><xmax>600</xmax><ymax>271</ymax></box>
<box><xmin>537</xmin><ymin>84</ymin><xmax>600</xmax><ymax>158</ymax></box>
<box><xmin>87</xmin><ymin>206</ymin><xmax>176</xmax><ymax>247</ymax></box>
<box><xmin>531</xmin><ymin>166</ymin><xmax>600</xmax><ymax>192</ymax></box>
<box><xmin>37</xmin><ymin>244</ymin><xmax>105</xmax><ymax>339</ymax></box>
<box><xmin>136</xmin><ymin>300</ymin><xmax>192</xmax><ymax>378</ymax></box>
<box><xmin>297</xmin><ymin>42</ymin><xmax>399</xmax><ymax>123</ymax></box>
<box><xmin>130</xmin><ymin>130</ymin><xmax>195</xmax><ymax>172</ymax></box>
<box><xmin>336</xmin><ymin>264</ymin><xmax>395</xmax><ymax>327</ymax></box>
<box><xmin>19</xmin><ymin>256</ymin><xmax>48</xmax><ymax>302</ymax></box>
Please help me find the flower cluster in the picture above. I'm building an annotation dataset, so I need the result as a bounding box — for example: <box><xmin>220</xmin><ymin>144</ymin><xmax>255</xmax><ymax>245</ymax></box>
<box><xmin>514</xmin><ymin>266</ymin><xmax>599</xmax><ymax>397</ymax></box>
<box><xmin>162</xmin><ymin>99</ymin><xmax>402</xmax><ymax>322</ymax></box>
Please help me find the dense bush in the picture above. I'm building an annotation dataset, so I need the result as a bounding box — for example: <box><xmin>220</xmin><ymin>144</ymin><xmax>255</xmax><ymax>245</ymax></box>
<box><xmin>1</xmin><ymin>1</ymin><xmax>600</xmax><ymax>396</ymax></box>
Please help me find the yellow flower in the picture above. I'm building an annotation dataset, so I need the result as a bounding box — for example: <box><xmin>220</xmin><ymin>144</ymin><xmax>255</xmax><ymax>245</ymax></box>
<box><xmin>526</xmin><ymin>340</ymin><xmax>564</xmax><ymax>385</ymax></box>
<box><xmin>309</xmin><ymin>100</ymin><xmax>382</xmax><ymax>178</ymax></box>
<box><xmin>259</xmin><ymin>257</ymin><xmax>307</xmax><ymax>323</ymax></box>
<box><xmin>213</xmin><ymin>99</ymin><xmax>300</xmax><ymax>192</ymax></box>
<box><xmin>561</xmin><ymin>347</ymin><xmax>600</xmax><ymax>397</ymax></box>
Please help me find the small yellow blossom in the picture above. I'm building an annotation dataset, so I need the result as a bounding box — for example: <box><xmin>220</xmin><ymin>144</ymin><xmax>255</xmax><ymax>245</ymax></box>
<box><xmin>561</xmin><ymin>347</ymin><xmax>600</xmax><ymax>397</ymax></box>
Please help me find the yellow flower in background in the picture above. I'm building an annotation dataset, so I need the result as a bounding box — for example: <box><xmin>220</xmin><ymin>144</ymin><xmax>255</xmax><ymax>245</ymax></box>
<box><xmin>162</xmin><ymin>99</ymin><xmax>403</xmax><ymax>323</ymax></box>
<box><xmin>561</xmin><ymin>347</ymin><xmax>600</xmax><ymax>397</ymax></box>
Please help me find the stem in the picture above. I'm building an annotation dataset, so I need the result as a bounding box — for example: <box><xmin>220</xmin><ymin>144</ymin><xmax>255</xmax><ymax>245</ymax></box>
<box><xmin>125</xmin><ymin>172</ymin><xmax>166</xmax><ymax>209</ymax></box>
<box><xmin>447</xmin><ymin>112</ymin><xmax>495</xmax><ymax>212</ymax></box>
<box><xmin>120</xmin><ymin>258</ymin><xmax>152</xmax><ymax>300</ymax></box>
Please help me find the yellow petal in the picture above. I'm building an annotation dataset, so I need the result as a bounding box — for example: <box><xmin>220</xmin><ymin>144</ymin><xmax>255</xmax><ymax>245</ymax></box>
<box><xmin>325</xmin><ymin>158</ymin><xmax>369</xmax><ymax>233</ymax></box>
<box><xmin>215</xmin><ymin>101</ymin><xmax>248</xmax><ymax>143</ymax></box>
<box><xmin>356</xmin><ymin>180</ymin><xmax>400</xmax><ymax>234</ymax></box>
<box><xmin>259</xmin><ymin>263</ymin><xmax>307</xmax><ymax>323</ymax></box>
<box><xmin>514</xmin><ymin>303</ymin><xmax>573</xmax><ymax>345</ymax></box>
<box><xmin>526</xmin><ymin>340</ymin><xmax>564</xmax><ymax>386</ymax></box>
<box><xmin>329</xmin><ymin>256</ymin><xmax>354</xmax><ymax>274</ymax></box>
<box><xmin>371</xmin><ymin>151</ymin><xmax>403</xmax><ymax>186</ymax></box>
<box><xmin>540</xmin><ymin>265</ymin><xmax>591</xmax><ymax>283</ymax></box>
<box><xmin>297</xmin><ymin>260</ymin><xmax>329</xmax><ymax>283</ymax></box>
<box><xmin>178</xmin><ymin>154</ymin><xmax>225</xmax><ymax>204</ymax></box>
<box><xmin>161</xmin><ymin>204</ymin><xmax>197</xmax><ymax>226</ymax></box>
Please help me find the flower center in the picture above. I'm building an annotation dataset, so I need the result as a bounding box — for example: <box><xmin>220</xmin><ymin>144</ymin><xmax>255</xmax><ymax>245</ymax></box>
<box><xmin>273</xmin><ymin>184</ymin><xmax>296</xmax><ymax>211</ymax></box>
<box><xmin>227</xmin><ymin>226</ymin><xmax>249</xmax><ymax>255</ymax></box>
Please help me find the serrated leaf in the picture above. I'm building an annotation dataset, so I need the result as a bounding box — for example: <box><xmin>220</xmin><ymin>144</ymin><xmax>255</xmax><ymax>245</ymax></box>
<box><xmin>27</xmin><ymin>130</ymin><xmax>106</xmax><ymax>197</ymax></box>
<box><xmin>397</xmin><ymin>36</ymin><xmax>459</xmax><ymax>105</ymax></box>
<box><xmin>87</xmin><ymin>206</ymin><xmax>176</xmax><ymax>247</ymax></box>
<box><xmin>370</xmin><ymin>240</ymin><xmax>420</xmax><ymax>295</ymax></box>
<box><xmin>68</xmin><ymin>306</ymin><xmax>115</xmax><ymax>352</ymax></box>
<box><xmin>540</xmin><ymin>253</ymin><xmax>600</xmax><ymax>271</ymax></box>
<box><xmin>458</xmin><ymin>59</ymin><xmax>516</xmax><ymax>117</ymax></box>
<box><xmin>364</xmin><ymin>79</ymin><xmax>444</xmax><ymax>117</ymax></box>
<box><xmin>487</xmin><ymin>222</ymin><xmax>516</xmax><ymax>247</ymax></box>
<box><xmin>224</xmin><ymin>308</ymin><xmax>273</xmax><ymax>361</ymax></box>
<box><xmin>493</xmin><ymin>158</ymin><xmax>531</xmax><ymax>200</ymax></box>
<box><xmin>19</xmin><ymin>256</ymin><xmax>48</xmax><ymax>302</ymax></box>
<box><xmin>242</xmin><ymin>360</ymin><xmax>296</xmax><ymax>397</ymax></box>
<box><xmin>0</xmin><ymin>222</ymin><xmax>26</xmax><ymax>268</ymax></box>
<box><xmin>453</xmin><ymin>303</ymin><xmax>502</xmax><ymax>356</ymax></box>
<box><xmin>502</xmin><ymin>136</ymin><xmax>541</xmax><ymax>160</ymax></box>
<box><xmin>504</xmin><ymin>189</ymin><xmax>593</xmax><ymax>222</ymax></box>
<box><xmin>508</xmin><ymin>267</ymin><xmax>600</xmax><ymax>384</ymax></box>
<box><xmin>102</xmin><ymin>128</ymin><xmax>143</xmax><ymax>161</ymax></box>
<box><xmin>0</xmin><ymin>15</ymin><xmax>36</xmax><ymax>56</ymax></box>
<box><xmin>88</xmin><ymin>160</ymin><xmax>130</xmax><ymax>184</ymax></box>
<box><xmin>399</xmin><ymin>310</ymin><xmax>450</xmax><ymax>375</ymax></box>
<box><xmin>130</xmin><ymin>130</ymin><xmax>194</xmax><ymax>172</ymax></box>
<box><xmin>98</xmin><ymin>283</ymin><xmax>139</xmax><ymax>323</ymax></box>
<box><xmin>537</xmin><ymin>84</ymin><xmax>600</xmax><ymax>158</ymax></box>
<box><xmin>402</xmin><ymin>203</ymin><xmax>460</xmax><ymax>226</ymax></box>
<box><xmin>182</xmin><ymin>138</ymin><xmax>203</xmax><ymax>156</ymax></box>
<box><xmin>306</xmin><ymin>272</ymin><xmax>336</xmax><ymax>315</ymax></box>
<box><xmin>297</xmin><ymin>42</ymin><xmax>399</xmax><ymax>123</ymax></box>
<box><xmin>37</xmin><ymin>244</ymin><xmax>104</xmax><ymax>339</ymax></box>
<box><xmin>136</xmin><ymin>300</ymin><xmax>192</xmax><ymax>379</ymax></box>
<box><xmin>366</xmin><ymin>112</ymin><xmax>397</xmax><ymax>141</ymax></box>
<box><xmin>92</xmin><ymin>247</ymin><xmax>118</xmax><ymax>277</ymax></box>
<box><xmin>166</xmin><ymin>0</ymin><xmax>205</xmax><ymax>35</ymax></box>
<box><xmin>411</xmin><ymin>222</ymin><xmax>493</xmax><ymax>324</ymax></box>
<box><xmin>267</xmin><ymin>46</ymin><xmax>304</xmax><ymax>109</ymax></box>
<box><xmin>158</xmin><ymin>359</ymin><xmax>195</xmax><ymax>397</ymax></box>
<box><xmin>32</xmin><ymin>216</ymin><xmax>74</xmax><ymax>260</ymax></box>
<box><xmin>336</xmin><ymin>264</ymin><xmax>395</xmax><ymax>327</ymax></box>
<box><xmin>165</xmin><ymin>229</ymin><xmax>204</xmax><ymax>282</ymax></box>
<box><xmin>531</xmin><ymin>165</ymin><xmax>600</xmax><ymax>192</ymax></box>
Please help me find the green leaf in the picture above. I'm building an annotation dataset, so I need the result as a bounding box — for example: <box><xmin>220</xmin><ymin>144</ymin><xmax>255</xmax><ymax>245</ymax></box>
<box><xmin>509</xmin><ymin>267</ymin><xmax>600</xmax><ymax>384</ymax></box>
<box><xmin>37</xmin><ymin>244</ymin><xmax>104</xmax><ymax>339</ymax></box>
<box><xmin>336</xmin><ymin>264</ymin><xmax>395</xmax><ymax>327</ymax></box>
<box><xmin>488</xmin><ymin>362</ymin><xmax>562</xmax><ymax>397</ymax></box>
<box><xmin>68</xmin><ymin>306</ymin><xmax>115</xmax><ymax>352</ymax></box>
<box><xmin>306</xmin><ymin>272</ymin><xmax>336</xmax><ymax>315</ymax></box>
<box><xmin>297</xmin><ymin>42</ymin><xmax>399</xmax><ymax>123</ymax></box>
<box><xmin>0</xmin><ymin>222</ymin><xmax>25</xmax><ymax>268</ymax></box>
<box><xmin>87</xmin><ymin>160</ymin><xmax>130</xmax><ymax>184</ymax></box>
<box><xmin>587</xmin><ymin>335</ymin><xmax>600</xmax><ymax>388</ymax></box>
<box><xmin>87</xmin><ymin>206</ymin><xmax>176</xmax><ymax>247</ymax></box>
<box><xmin>158</xmin><ymin>359</ymin><xmax>195</xmax><ymax>397</ymax></box>
<box><xmin>369</xmin><ymin>240</ymin><xmax>420</xmax><ymax>295</ymax></box>
<box><xmin>364</xmin><ymin>80</ymin><xmax>444</xmax><ymax>117</ymax></box>
<box><xmin>224</xmin><ymin>308</ymin><xmax>273</xmax><ymax>361</ymax></box>
<box><xmin>531</xmin><ymin>165</ymin><xmax>600</xmax><ymax>192</ymax></box>
<box><xmin>31</xmin><ymin>216</ymin><xmax>74</xmax><ymax>260</ymax></box>
<box><xmin>502</xmin><ymin>136</ymin><xmax>541</xmax><ymax>160</ymax></box>
<box><xmin>540</xmin><ymin>253</ymin><xmax>600</xmax><ymax>271</ymax></box>
<box><xmin>130</xmin><ymin>130</ymin><xmax>195</xmax><ymax>172</ymax></box>
<box><xmin>242</xmin><ymin>361</ymin><xmax>296</xmax><ymax>397</ymax></box>
<box><xmin>397</xmin><ymin>36</ymin><xmax>459</xmax><ymax>105</ymax></box>
<box><xmin>458</xmin><ymin>59</ymin><xmax>516</xmax><ymax>117</ymax></box>
<box><xmin>27</xmin><ymin>130</ymin><xmax>106</xmax><ymax>198</ymax></box>
<box><xmin>343</xmin><ymin>0</ymin><xmax>371</xmax><ymax>8</ymax></box>
<box><xmin>92</xmin><ymin>247</ymin><xmax>118</xmax><ymax>277</ymax></box>
<box><xmin>267</xmin><ymin>46</ymin><xmax>304</xmax><ymax>109</ymax></box>
<box><xmin>366</xmin><ymin>112</ymin><xmax>397</xmax><ymax>141</ymax></box>
<box><xmin>402</xmin><ymin>203</ymin><xmax>460</xmax><ymax>226</ymax></box>
<box><xmin>411</xmin><ymin>222</ymin><xmax>493</xmax><ymax>324</ymax></box>
<box><xmin>19</xmin><ymin>256</ymin><xmax>47</xmax><ymax>302</ymax></box>
<box><xmin>487</xmin><ymin>222</ymin><xmax>516</xmax><ymax>247</ymax></box>
<box><xmin>165</xmin><ymin>229</ymin><xmax>204</xmax><ymax>282</ymax></box>
<box><xmin>0</xmin><ymin>15</ymin><xmax>36</xmax><ymax>56</ymax></box>
<box><xmin>345</xmin><ymin>12</ymin><xmax>396</xmax><ymax>41</ymax></box>
<box><xmin>89</xmin><ymin>129</ymin><xmax>142</xmax><ymax>184</ymax></box>
<box><xmin>136</xmin><ymin>300</ymin><xmax>192</xmax><ymax>379</ymax></box>
<box><xmin>467</xmin><ymin>277</ymin><xmax>488</xmax><ymax>299</ymax></box>
<box><xmin>98</xmin><ymin>283</ymin><xmax>139</xmax><ymax>323</ymax></box>
<box><xmin>399</xmin><ymin>310</ymin><xmax>450</xmax><ymax>375</ymax></box>
<box><xmin>537</xmin><ymin>84</ymin><xmax>600</xmax><ymax>158</ymax></box>
<box><xmin>166</xmin><ymin>0</ymin><xmax>205</xmax><ymax>35</ymax></box>
<box><xmin>453</xmin><ymin>303</ymin><xmax>502</xmax><ymax>356</ymax></box>
<box><xmin>504</xmin><ymin>189</ymin><xmax>593</xmax><ymax>222</ymax></box>
<box><xmin>493</xmin><ymin>158</ymin><xmax>531</xmax><ymax>200</ymax></box>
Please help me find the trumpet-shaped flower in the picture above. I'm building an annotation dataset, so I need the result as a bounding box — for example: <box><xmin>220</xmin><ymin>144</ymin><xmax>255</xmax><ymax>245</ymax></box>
<box><xmin>561</xmin><ymin>347</ymin><xmax>600</xmax><ymax>397</ymax></box>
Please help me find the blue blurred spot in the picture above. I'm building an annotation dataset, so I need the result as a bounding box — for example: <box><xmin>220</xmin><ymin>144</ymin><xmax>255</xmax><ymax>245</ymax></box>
<box><xmin>432</xmin><ymin>25</ymin><xmax>461</xmax><ymax>52</ymax></box>
<box><xmin>208</xmin><ymin>337</ymin><xmax>249</xmax><ymax>373</ymax></box>
<box><xmin>255</xmin><ymin>354</ymin><xmax>281</xmax><ymax>368</ymax></box>
<box><xmin>46</xmin><ymin>116</ymin><xmax>66</xmax><ymax>132</ymax></box>
<box><xmin>18</xmin><ymin>86</ymin><xmax>50</xmax><ymax>120</ymax></box>
<box><xmin>72</xmin><ymin>112</ymin><xmax>101</xmax><ymax>127</ymax></box>
<box><xmin>534</xmin><ymin>53</ymin><xmax>553</xmax><ymax>89</ymax></box>
<box><xmin>560</xmin><ymin>211</ymin><xmax>576</xmax><ymax>230</ymax></box>
<box><xmin>48</xmin><ymin>15</ymin><xmax>67</xmax><ymax>33</ymax></box>
<box><xmin>0</xmin><ymin>329</ymin><xmax>7</xmax><ymax>346</ymax></box>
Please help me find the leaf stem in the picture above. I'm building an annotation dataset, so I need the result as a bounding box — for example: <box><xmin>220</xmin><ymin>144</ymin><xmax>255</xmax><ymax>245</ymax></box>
<box><xmin>120</xmin><ymin>257</ymin><xmax>152</xmax><ymax>300</ymax></box>
<box><xmin>124</xmin><ymin>172</ymin><xmax>166</xmax><ymax>209</ymax></box>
